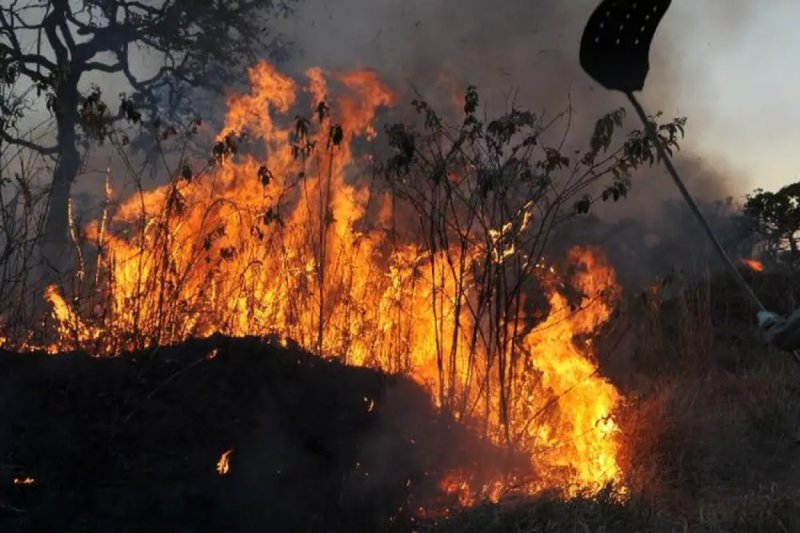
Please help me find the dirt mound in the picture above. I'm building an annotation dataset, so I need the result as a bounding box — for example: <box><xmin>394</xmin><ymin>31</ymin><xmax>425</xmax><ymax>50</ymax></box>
<box><xmin>0</xmin><ymin>336</ymin><xmax>503</xmax><ymax>532</ymax></box>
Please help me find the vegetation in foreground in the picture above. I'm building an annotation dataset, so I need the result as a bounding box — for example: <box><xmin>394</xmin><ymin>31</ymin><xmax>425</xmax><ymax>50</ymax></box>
<box><xmin>430</xmin><ymin>267</ymin><xmax>800</xmax><ymax>532</ymax></box>
<box><xmin>427</xmin><ymin>486</ymin><xmax>800</xmax><ymax>533</ymax></box>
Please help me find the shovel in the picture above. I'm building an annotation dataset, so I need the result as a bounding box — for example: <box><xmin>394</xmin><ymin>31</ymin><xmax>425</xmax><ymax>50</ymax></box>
<box><xmin>580</xmin><ymin>0</ymin><xmax>800</xmax><ymax>357</ymax></box>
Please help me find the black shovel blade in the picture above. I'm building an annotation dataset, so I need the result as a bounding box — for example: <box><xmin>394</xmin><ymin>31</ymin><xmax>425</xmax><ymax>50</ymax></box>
<box><xmin>580</xmin><ymin>0</ymin><xmax>672</xmax><ymax>92</ymax></box>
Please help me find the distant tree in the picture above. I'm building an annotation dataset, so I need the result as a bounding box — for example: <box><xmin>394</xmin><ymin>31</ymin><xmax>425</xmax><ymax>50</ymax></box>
<box><xmin>0</xmin><ymin>0</ymin><xmax>295</xmax><ymax>268</ymax></box>
<box><xmin>743</xmin><ymin>182</ymin><xmax>800</xmax><ymax>263</ymax></box>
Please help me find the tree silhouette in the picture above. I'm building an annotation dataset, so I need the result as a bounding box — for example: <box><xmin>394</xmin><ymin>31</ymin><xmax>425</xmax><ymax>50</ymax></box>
<box><xmin>744</xmin><ymin>182</ymin><xmax>800</xmax><ymax>262</ymax></box>
<box><xmin>0</xmin><ymin>0</ymin><xmax>294</xmax><ymax>268</ymax></box>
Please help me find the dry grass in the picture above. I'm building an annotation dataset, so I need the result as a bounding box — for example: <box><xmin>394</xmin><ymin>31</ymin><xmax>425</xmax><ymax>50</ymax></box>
<box><xmin>430</xmin><ymin>267</ymin><xmax>800</xmax><ymax>532</ymax></box>
<box><xmin>425</xmin><ymin>486</ymin><xmax>800</xmax><ymax>533</ymax></box>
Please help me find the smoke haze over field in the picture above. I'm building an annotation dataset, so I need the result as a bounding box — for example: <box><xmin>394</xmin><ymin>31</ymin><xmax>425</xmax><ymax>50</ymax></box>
<box><xmin>270</xmin><ymin>0</ymin><xmax>764</xmax><ymax>283</ymax></box>
<box><xmin>270</xmin><ymin>0</ymin><xmax>758</xmax><ymax>248</ymax></box>
<box><xmin>277</xmin><ymin>0</ymin><xmax>757</xmax><ymax>198</ymax></box>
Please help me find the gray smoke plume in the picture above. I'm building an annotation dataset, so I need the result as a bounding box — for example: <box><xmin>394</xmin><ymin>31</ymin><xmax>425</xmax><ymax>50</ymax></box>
<box><xmin>273</xmin><ymin>0</ymin><xmax>758</xmax><ymax>286</ymax></box>
<box><xmin>279</xmin><ymin>0</ymin><xmax>753</xmax><ymax>122</ymax></box>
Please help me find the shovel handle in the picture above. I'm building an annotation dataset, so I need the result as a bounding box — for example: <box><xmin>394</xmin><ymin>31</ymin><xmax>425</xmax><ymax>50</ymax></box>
<box><xmin>625</xmin><ymin>91</ymin><xmax>767</xmax><ymax>314</ymax></box>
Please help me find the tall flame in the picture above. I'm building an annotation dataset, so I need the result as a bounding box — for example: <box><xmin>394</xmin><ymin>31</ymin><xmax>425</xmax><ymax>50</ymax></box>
<box><xmin>34</xmin><ymin>62</ymin><xmax>625</xmax><ymax>500</ymax></box>
<box><xmin>522</xmin><ymin>248</ymin><xmax>622</xmax><ymax>491</ymax></box>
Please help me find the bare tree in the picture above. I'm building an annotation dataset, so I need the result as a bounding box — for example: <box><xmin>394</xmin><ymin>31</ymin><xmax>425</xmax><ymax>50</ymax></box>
<box><xmin>0</xmin><ymin>0</ymin><xmax>295</xmax><ymax>268</ymax></box>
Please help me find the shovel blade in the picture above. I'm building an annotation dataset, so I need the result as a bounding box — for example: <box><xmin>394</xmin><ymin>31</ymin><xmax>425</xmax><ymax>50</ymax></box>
<box><xmin>580</xmin><ymin>0</ymin><xmax>672</xmax><ymax>92</ymax></box>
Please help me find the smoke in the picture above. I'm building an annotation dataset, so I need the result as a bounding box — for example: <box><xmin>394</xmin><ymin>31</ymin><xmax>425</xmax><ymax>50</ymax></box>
<box><xmin>272</xmin><ymin>0</ymin><xmax>760</xmax><ymax>287</ymax></box>
<box><xmin>282</xmin><ymin>1</ymin><xmax>616</xmax><ymax>117</ymax></box>
<box><xmin>279</xmin><ymin>0</ymin><xmax>752</xmax><ymax>127</ymax></box>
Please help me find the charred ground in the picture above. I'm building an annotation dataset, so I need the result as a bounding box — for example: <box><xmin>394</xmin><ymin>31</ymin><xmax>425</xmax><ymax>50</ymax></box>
<box><xmin>0</xmin><ymin>335</ymin><xmax>512</xmax><ymax>532</ymax></box>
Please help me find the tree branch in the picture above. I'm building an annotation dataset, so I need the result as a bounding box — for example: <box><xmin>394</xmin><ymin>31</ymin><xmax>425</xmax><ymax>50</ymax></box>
<box><xmin>0</xmin><ymin>8</ymin><xmax>57</xmax><ymax>72</ymax></box>
<box><xmin>0</xmin><ymin>130</ymin><xmax>58</xmax><ymax>155</ymax></box>
<box><xmin>0</xmin><ymin>44</ymin><xmax>57</xmax><ymax>74</ymax></box>
<box><xmin>83</xmin><ymin>60</ymin><xmax>123</xmax><ymax>73</ymax></box>
<box><xmin>42</xmin><ymin>7</ymin><xmax>68</xmax><ymax>67</ymax></box>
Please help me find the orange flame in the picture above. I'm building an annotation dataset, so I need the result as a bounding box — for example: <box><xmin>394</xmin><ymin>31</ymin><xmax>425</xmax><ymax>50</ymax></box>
<box><xmin>44</xmin><ymin>284</ymin><xmax>98</xmax><ymax>353</ymax></box>
<box><xmin>13</xmin><ymin>477</ymin><xmax>35</xmax><ymax>485</ymax></box>
<box><xmin>521</xmin><ymin>248</ymin><xmax>623</xmax><ymax>492</ymax></box>
<box><xmin>741</xmin><ymin>258</ymin><xmax>764</xmax><ymax>273</ymax></box>
<box><xmin>217</xmin><ymin>449</ymin><xmax>233</xmax><ymax>475</ymax></box>
<box><xmin>32</xmin><ymin>62</ymin><xmax>626</xmax><ymax>501</ymax></box>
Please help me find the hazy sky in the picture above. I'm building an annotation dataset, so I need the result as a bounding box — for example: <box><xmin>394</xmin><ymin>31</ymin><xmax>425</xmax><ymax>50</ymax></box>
<box><xmin>662</xmin><ymin>0</ymin><xmax>800</xmax><ymax>193</ymax></box>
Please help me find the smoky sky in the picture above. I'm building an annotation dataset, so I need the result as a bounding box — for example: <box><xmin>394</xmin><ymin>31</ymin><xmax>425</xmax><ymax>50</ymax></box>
<box><xmin>281</xmin><ymin>1</ymin><xmax>628</xmax><ymax>118</ymax></box>
<box><xmin>272</xmin><ymin>0</ymin><xmax>761</xmax><ymax>285</ymax></box>
<box><xmin>279</xmin><ymin>0</ymin><xmax>752</xmax><ymax>123</ymax></box>
<box><xmin>65</xmin><ymin>0</ymin><xmax>762</xmax><ymax>281</ymax></box>
<box><xmin>74</xmin><ymin>2</ymin><xmax>755</xmax><ymax>192</ymax></box>
<box><xmin>275</xmin><ymin>0</ymin><xmax>755</xmax><ymax>215</ymax></box>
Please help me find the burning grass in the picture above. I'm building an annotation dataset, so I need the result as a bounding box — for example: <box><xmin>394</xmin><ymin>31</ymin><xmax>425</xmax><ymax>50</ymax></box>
<box><xmin>425</xmin><ymin>268</ymin><xmax>800</xmax><ymax>532</ymax></box>
<box><xmin>1</xmin><ymin>61</ymin><xmax>633</xmax><ymax>501</ymax></box>
<box><xmin>1</xmin><ymin>58</ymin><xmax>800</xmax><ymax>530</ymax></box>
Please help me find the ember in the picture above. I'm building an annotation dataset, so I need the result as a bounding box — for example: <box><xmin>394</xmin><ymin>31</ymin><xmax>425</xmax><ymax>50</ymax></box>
<box><xmin>364</xmin><ymin>396</ymin><xmax>376</xmax><ymax>413</ymax></box>
<box><xmin>217</xmin><ymin>449</ymin><xmax>233</xmax><ymax>475</ymax></box>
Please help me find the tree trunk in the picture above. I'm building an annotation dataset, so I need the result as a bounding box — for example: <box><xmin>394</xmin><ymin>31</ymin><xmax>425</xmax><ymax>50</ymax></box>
<box><xmin>41</xmin><ymin>78</ymin><xmax>81</xmax><ymax>275</ymax></box>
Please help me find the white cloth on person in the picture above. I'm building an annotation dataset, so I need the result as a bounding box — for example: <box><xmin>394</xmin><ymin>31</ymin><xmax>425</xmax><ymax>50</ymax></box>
<box><xmin>758</xmin><ymin>310</ymin><xmax>800</xmax><ymax>351</ymax></box>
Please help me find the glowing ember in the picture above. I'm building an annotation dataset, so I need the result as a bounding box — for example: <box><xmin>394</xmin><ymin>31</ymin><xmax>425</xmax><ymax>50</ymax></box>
<box><xmin>13</xmin><ymin>477</ymin><xmax>35</xmax><ymax>485</ymax></box>
<box><xmin>741</xmin><ymin>258</ymin><xmax>765</xmax><ymax>272</ymax></box>
<box><xmin>29</xmin><ymin>61</ymin><xmax>626</xmax><ymax>501</ymax></box>
<box><xmin>217</xmin><ymin>449</ymin><xmax>233</xmax><ymax>475</ymax></box>
<box><xmin>364</xmin><ymin>397</ymin><xmax>375</xmax><ymax>413</ymax></box>
<box><xmin>440</xmin><ymin>471</ymin><xmax>475</xmax><ymax>508</ymax></box>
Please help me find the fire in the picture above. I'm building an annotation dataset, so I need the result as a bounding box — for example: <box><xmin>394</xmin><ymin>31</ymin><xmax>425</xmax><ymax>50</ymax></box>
<box><xmin>741</xmin><ymin>258</ymin><xmax>764</xmax><ymax>272</ymax></box>
<box><xmin>13</xmin><ymin>477</ymin><xmax>35</xmax><ymax>485</ymax></box>
<box><xmin>217</xmin><ymin>449</ymin><xmax>233</xmax><ymax>475</ymax></box>
<box><xmin>520</xmin><ymin>248</ymin><xmax>622</xmax><ymax>492</ymax></box>
<box><xmin>44</xmin><ymin>284</ymin><xmax>98</xmax><ymax>353</ymax></box>
<box><xmin>439</xmin><ymin>470</ymin><xmax>505</xmax><ymax>509</ymax></box>
<box><xmin>440</xmin><ymin>471</ymin><xmax>477</xmax><ymax>508</ymax></box>
<box><xmin>28</xmin><ymin>62</ymin><xmax>625</xmax><ymax>501</ymax></box>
